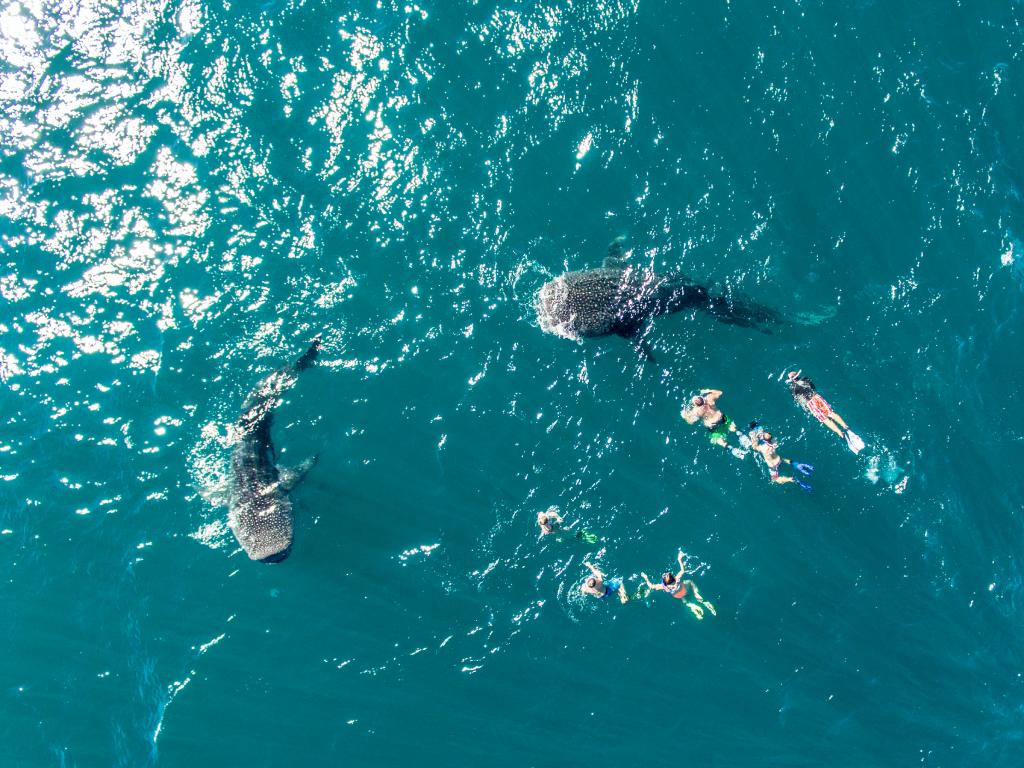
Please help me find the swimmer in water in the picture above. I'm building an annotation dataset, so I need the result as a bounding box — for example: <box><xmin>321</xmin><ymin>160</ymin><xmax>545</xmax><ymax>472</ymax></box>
<box><xmin>786</xmin><ymin>371</ymin><xmax>864</xmax><ymax>453</ymax></box>
<box><xmin>641</xmin><ymin>551</ymin><xmax>716</xmax><ymax>620</ymax></box>
<box><xmin>537</xmin><ymin>506</ymin><xmax>563</xmax><ymax>535</ymax></box>
<box><xmin>748</xmin><ymin>426</ymin><xmax>813</xmax><ymax>491</ymax></box>
<box><xmin>681</xmin><ymin>388</ymin><xmax>748</xmax><ymax>459</ymax></box>
<box><xmin>582</xmin><ymin>561</ymin><xmax>629</xmax><ymax>604</ymax></box>
<box><xmin>537</xmin><ymin>506</ymin><xmax>599</xmax><ymax>544</ymax></box>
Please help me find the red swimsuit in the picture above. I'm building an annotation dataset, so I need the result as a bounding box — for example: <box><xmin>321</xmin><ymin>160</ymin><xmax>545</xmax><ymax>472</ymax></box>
<box><xmin>806</xmin><ymin>393</ymin><xmax>834</xmax><ymax>422</ymax></box>
<box><xmin>669</xmin><ymin>583</ymin><xmax>688</xmax><ymax>599</ymax></box>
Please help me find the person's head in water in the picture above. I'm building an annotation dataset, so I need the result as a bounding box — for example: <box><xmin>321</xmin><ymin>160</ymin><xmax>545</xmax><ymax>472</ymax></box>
<box><xmin>537</xmin><ymin>508</ymin><xmax>561</xmax><ymax>534</ymax></box>
<box><xmin>692</xmin><ymin>395</ymin><xmax>705</xmax><ymax>407</ymax></box>
<box><xmin>787</xmin><ymin>371</ymin><xmax>814</xmax><ymax>396</ymax></box>
<box><xmin>586</xmin><ymin>577</ymin><xmax>598</xmax><ymax>589</ymax></box>
<box><xmin>661</xmin><ymin>572</ymin><xmax>676</xmax><ymax>586</ymax></box>
<box><xmin>761</xmin><ymin>432</ymin><xmax>775</xmax><ymax>444</ymax></box>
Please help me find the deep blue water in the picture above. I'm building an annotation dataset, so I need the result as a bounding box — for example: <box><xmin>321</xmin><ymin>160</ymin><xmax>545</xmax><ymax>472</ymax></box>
<box><xmin>3</xmin><ymin>0</ymin><xmax>1024</xmax><ymax>765</ymax></box>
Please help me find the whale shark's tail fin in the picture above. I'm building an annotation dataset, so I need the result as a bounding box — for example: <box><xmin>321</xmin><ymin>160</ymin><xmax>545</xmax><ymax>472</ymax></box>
<box><xmin>654</xmin><ymin>273</ymin><xmax>783</xmax><ymax>332</ymax></box>
<box><xmin>237</xmin><ymin>336</ymin><xmax>321</xmax><ymax>434</ymax></box>
<box><xmin>293</xmin><ymin>335</ymin><xmax>321</xmax><ymax>373</ymax></box>
<box><xmin>704</xmin><ymin>293</ymin><xmax>784</xmax><ymax>332</ymax></box>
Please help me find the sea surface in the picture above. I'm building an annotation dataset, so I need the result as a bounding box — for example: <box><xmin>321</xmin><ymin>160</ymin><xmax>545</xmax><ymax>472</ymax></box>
<box><xmin>2</xmin><ymin>0</ymin><xmax>1024</xmax><ymax>765</ymax></box>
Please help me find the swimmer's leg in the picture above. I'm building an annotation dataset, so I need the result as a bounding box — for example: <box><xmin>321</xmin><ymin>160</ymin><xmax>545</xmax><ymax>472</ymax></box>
<box><xmin>686</xmin><ymin>602</ymin><xmax>705</xmax><ymax>620</ymax></box>
<box><xmin>710</xmin><ymin>435</ymin><xmax>728</xmax><ymax>448</ymax></box>
<box><xmin>617</xmin><ymin>584</ymin><xmax>630</xmax><ymax>604</ymax></box>
<box><xmin>686</xmin><ymin>580</ymin><xmax>717</xmax><ymax>617</ymax></box>
<box><xmin>830</xmin><ymin>412</ymin><xmax>850</xmax><ymax>431</ymax></box>
<box><xmin>772</xmin><ymin>475</ymin><xmax>795</xmax><ymax>484</ymax></box>
<box><xmin>821</xmin><ymin>418</ymin><xmax>846</xmax><ymax>438</ymax></box>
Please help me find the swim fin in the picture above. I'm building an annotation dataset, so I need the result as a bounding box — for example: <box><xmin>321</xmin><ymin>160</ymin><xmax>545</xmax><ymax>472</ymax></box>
<box><xmin>845</xmin><ymin>430</ymin><xmax>865</xmax><ymax>454</ymax></box>
<box><xmin>793</xmin><ymin>462</ymin><xmax>814</xmax><ymax>476</ymax></box>
<box><xmin>796</xmin><ymin>479</ymin><xmax>813</xmax><ymax>492</ymax></box>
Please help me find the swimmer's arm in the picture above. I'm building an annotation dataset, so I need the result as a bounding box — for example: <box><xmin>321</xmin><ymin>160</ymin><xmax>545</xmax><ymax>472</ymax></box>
<box><xmin>584</xmin><ymin>561</ymin><xmax>603</xmax><ymax>578</ymax></box>
<box><xmin>681</xmin><ymin>407</ymin><xmax>699</xmax><ymax>424</ymax></box>
<box><xmin>701</xmin><ymin>389</ymin><xmax>722</xmax><ymax>404</ymax></box>
<box><xmin>550</xmin><ymin>511</ymin><xmax>564</xmax><ymax>524</ymax></box>
<box><xmin>676</xmin><ymin>552</ymin><xmax>686</xmax><ymax>579</ymax></box>
<box><xmin>640</xmin><ymin>572</ymin><xmax>660</xmax><ymax>590</ymax></box>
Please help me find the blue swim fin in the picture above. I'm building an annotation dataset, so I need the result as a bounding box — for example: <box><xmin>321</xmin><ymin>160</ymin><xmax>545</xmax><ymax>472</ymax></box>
<box><xmin>796</xmin><ymin>479</ymin><xmax>813</xmax><ymax>492</ymax></box>
<box><xmin>793</xmin><ymin>462</ymin><xmax>814</xmax><ymax>476</ymax></box>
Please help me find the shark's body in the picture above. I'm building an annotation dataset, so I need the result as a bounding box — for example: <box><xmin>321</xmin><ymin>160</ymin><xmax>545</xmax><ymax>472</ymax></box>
<box><xmin>535</xmin><ymin>251</ymin><xmax>780</xmax><ymax>357</ymax></box>
<box><xmin>227</xmin><ymin>338</ymin><xmax>319</xmax><ymax>563</ymax></box>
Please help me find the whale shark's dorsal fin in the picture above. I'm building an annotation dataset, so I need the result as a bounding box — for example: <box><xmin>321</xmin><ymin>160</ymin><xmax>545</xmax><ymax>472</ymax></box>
<box><xmin>603</xmin><ymin>235</ymin><xmax>631</xmax><ymax>269</ymax></box>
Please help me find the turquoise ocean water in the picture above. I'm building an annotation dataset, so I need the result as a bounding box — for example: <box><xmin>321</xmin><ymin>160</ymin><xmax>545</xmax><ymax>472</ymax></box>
<box><xmin>3</xmin><ymin>0</ymin><xmax>1024</xmax><ymax>765</ymax></box>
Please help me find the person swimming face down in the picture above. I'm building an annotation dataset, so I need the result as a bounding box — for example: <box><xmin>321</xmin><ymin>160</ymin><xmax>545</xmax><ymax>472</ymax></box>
<box><xmin>662</xmin><ymin>572</ymin><xmax>675</xmax><ymax>586</ymax></box>
<box><xmin>786</xmin><ymin>371</ymin><xmax>815</xmax><ymax>399</ymax></box>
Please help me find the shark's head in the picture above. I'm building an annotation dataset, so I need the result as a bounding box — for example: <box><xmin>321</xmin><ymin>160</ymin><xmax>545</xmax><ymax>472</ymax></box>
<box><xmin>535</xmin><ymin>268</ymin><xmax>640</xmax><ymax>339</ymax></box>
<box><xmin>535</xmin><ymin>274</ymin><xmax>581</xmax><ymax>340</ymax></box>
<box><xmin>258</xmin><ymin>544</ymin><xmax>292</xmax><ymax>563</ymax></box>
<box><xmin>229</xmin><ymin>494</ymin><xmax>295</xmax><ymax>563</ymax></box>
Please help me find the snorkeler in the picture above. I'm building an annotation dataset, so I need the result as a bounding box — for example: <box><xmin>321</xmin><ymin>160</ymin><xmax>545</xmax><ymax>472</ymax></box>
<box><xmin>537</xmin><ymin>506</ymin><xmax>563</xmax><ymax>535</ymax></box>
<box><xmin>582</xmin><ymin>561</ymin><xmax>629</xmax><ymax>604</ymax></box>
<box><xmin>537</xmin><ymin>506</ymin><xmax>598</xmax><ymax>544</ymax></box>
<box><xmin>640</xmin><ymin>551</ymin><xmax>716</xmax><ymax>620</ymax></box>
<box><xmin>747</xmin><ymin>424</ymin><xmax>813</xmax><ymax>491</ymax></box>
<box><xmin>786</xmin><ymin>371</ymin><xmax>864</xmax><ymax>453</ymax></box>
<box><xmin>681</xmin><ymin>388</ymin><xmax>748</xmax><ymax>459</ymax></box>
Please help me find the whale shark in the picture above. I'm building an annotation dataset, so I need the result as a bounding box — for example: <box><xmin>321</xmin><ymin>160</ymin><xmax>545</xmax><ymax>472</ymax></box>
<box><xmin>226</xmin><ymin>337</ymin><xmax>320</xmax><ymax>563</ymax></box>
<box><xmin>535</xmin><ymin>246</ymin><xmax>781</xmax><ymax>359</ymax></box>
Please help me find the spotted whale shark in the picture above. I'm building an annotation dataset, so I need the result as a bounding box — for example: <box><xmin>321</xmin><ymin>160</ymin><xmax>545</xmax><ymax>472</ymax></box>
<box><xmin>535</xmin><ymin>245</ymin><xmax>781</xmax><ymax>358</ymax></box>
<box><xmin>227</xmin><ymin>337</ymin><xmax>320</xmax><ymax>563</ymax></box>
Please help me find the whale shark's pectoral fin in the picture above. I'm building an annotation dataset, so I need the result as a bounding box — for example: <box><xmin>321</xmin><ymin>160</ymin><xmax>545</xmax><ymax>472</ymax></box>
<box><xmin>635</xmin><ymin>337</ymin><xmax>656</xmax><ymax>363</ymax></box>
<box><xmin>198</xmin><ymin>478</ymin><xmax>231</xmax><ymax>508</ymax></box>
<box><xmin>603</xmin><ymin>235</ymin><xmax>631</xmax><ymax>269</ymax></box>
<box><xmin>279</xmin><ymin>454</ymin><xmax>318</xmax><ymax>491</ymax></box>
<box><xmin>603</xmin><ymin>255</ymin><xmax>630</xmax><ymax>269</ymax></box>
<box><xmin>618</xmin><ymin>328</ymin><xmax>656</xmax><ymax>363</ymax></box>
